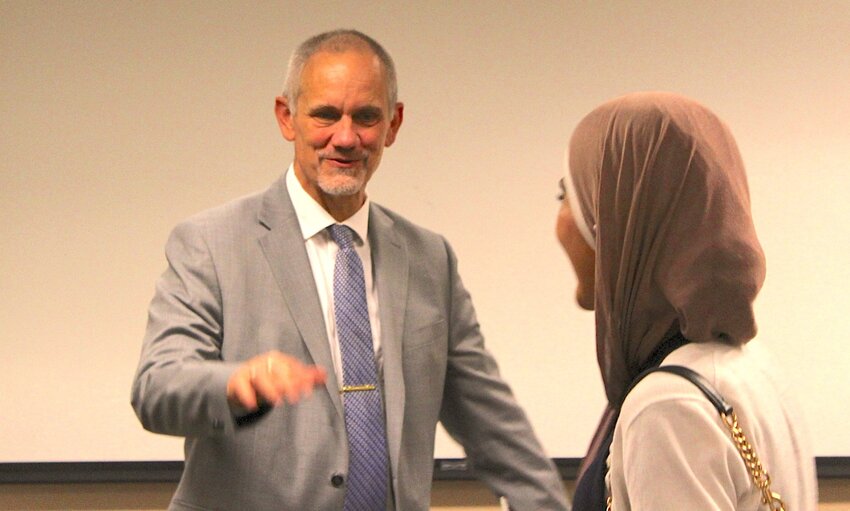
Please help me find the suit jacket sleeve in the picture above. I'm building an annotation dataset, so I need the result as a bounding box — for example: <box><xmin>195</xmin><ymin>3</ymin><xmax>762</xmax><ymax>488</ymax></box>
<box><xmin>438</xmin><ymin>241</ymin><xmax>570</xmax><ymax>511</ymax></box>
<box><xmin>131</xmin><ymin>219</ymin><xmax>241</xmax><ymax>438</ymax></box>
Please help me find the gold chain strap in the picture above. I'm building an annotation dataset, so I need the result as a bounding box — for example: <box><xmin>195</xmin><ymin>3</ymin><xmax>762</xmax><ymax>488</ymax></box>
<box><xmin>722</xmin><ymin>410</ymin><xmax>787</xmax><ymax>511</ymax></box>
<box><xmin>605</xmin><ymin>411</ymin><xmax>787</xmax><ymax>511</ymax></box>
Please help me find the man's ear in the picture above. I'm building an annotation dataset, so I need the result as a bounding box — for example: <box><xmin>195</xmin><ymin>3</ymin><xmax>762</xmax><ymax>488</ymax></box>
<box><xmin>274</xmin><ymin>96</ymin><xmax>296</xmax><ymax>142</ymax></box>
<box><xmin>384</xmin><ymin>102</ymin><xmax>404</xmax><ymax>147</ymax></box>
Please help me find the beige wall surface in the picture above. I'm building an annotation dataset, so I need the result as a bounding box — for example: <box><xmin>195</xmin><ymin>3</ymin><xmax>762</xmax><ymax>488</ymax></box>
<box><xmin>1</xmin><ymin>479</ymin><xmax>850</xmax><ymax>510</ymax></box>
<box><xmin>2</xmin><ymin>0</ymin><xmax>849</xmax><ymax>473</ymax></box>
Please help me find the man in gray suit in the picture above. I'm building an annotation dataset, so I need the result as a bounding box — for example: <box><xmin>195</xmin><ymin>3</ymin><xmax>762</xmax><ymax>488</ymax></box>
<box><xmin>132</xmin><ymin>29</ymin><xmax>568</xmax><ymax>511</ymax></box>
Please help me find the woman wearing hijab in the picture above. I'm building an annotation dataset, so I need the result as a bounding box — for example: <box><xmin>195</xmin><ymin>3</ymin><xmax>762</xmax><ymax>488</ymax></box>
<box><xmin>558</xmin><ymin>92</ymin><xmax>818</xmax><ymax>510</ymax></box>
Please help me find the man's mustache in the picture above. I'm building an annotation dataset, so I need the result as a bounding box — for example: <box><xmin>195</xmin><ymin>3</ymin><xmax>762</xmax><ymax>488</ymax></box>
<box><xmin>318</xmin><ymin>152</ymin><xmax>367</xmax><ymax>163</ymax></box>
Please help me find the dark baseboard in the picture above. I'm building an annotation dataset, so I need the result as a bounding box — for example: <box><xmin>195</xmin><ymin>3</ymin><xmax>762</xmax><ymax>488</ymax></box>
<box><xmin>0</xmin><ymin>457</ymin><xmax>844</xmax><ymax>484</ymax></box>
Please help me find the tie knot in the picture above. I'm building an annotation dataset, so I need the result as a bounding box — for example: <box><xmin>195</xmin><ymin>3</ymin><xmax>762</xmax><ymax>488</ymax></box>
<box><xmin>328</xmin><ymin>224</ymin><xmax>356</xmax><ymax>250</ymax></box>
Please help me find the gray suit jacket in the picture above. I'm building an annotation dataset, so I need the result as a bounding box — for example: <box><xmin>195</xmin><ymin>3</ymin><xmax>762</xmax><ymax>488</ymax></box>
<box><xmin>131</xmin><ymin>175</ymin><xmax>568</xmax><ymax>510</ymax></box>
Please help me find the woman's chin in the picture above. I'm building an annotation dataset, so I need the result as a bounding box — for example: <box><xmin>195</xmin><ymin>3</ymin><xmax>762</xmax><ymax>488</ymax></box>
<box><xmin>576</xmin><ymin>289</ymin><xmax>595</xmax><ymax>311</ymax></box>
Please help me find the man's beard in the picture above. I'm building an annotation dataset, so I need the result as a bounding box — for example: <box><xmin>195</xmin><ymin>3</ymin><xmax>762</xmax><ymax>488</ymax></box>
<box><xmin>317</xmin><ymin>168</ymin><xmax>366</xmax><ymax>196</ymax></box>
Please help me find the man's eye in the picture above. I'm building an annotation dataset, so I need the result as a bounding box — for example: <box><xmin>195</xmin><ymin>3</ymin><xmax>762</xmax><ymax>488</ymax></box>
<box><xmin>310</xmin><ymin>108</ymin><xmax>340</xmax><ymax>122</ymax></box>
<box><xmin>353</xmin><ymin>110</ymin><xmax>382</xmax><ymax>125</ymax></box>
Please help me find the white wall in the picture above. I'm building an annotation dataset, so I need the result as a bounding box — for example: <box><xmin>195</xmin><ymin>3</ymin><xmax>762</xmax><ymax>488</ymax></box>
<box><xmin>1</xmin><ymin>0</ymin><xmax>848</xmax><ymax>462</ymax></box>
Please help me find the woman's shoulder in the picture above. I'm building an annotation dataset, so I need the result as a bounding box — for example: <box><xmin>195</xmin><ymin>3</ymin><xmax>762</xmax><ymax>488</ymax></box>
<box><xmin>618</xmin><ymin>341</ymin><xmax>749</xmax><ymax>428</ymax></box>
<box><xmin>618</xmin><ymin>363</ymin><xmax>717</xmax><ymax>432</ymax></box>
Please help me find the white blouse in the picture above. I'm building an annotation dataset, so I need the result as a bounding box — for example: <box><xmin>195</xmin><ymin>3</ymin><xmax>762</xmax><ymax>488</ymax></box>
<box><xmin>607</xmin><ymin>339</ymin><xmax>818</xmax><ymax>510</ymax></box>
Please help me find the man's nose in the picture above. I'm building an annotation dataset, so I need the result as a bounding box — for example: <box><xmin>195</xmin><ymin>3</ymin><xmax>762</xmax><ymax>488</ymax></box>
<box><xmin>331</xmin><ymin>117</ymin><xmax>357</xmax><ymax>149</ymax></box>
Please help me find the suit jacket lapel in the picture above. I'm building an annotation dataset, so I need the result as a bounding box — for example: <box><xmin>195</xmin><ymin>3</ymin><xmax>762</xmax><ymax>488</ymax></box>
<box><xmin>256</xmin><ymin>175</ymin><xmax>343</xmax><ymax>418</ymax></box>
<box><xmin>369</xmin><ymin>204</ymin><xmax>408</xmax><ymax>480</ymax></box>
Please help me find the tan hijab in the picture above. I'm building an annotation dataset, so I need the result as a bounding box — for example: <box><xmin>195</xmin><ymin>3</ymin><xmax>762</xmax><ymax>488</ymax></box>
<box><xmin>566</xmin><ymin>91</ymin><xmax>766</xmax><ymax>407</ymax></box>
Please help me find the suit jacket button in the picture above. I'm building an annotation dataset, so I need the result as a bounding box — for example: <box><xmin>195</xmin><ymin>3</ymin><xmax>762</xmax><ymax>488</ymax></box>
<box><xmin>331</xmin><ymin>473</ymin><xmax>344</xmax><ymax>488</ymax></box>
<box><xmin>212</xmin><ymin>419</ymin><xmax>224</xmax><ymax>430</ymax></box>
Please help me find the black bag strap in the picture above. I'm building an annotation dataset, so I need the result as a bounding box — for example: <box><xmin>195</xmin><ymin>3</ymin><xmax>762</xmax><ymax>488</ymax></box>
<box><xmin>626</xmin><ymin>365</ymin><xmax>733</xmax><ymax>416</ymax></box>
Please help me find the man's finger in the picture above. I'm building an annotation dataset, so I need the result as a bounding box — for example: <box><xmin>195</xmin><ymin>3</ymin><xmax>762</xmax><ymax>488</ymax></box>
<box><xmin>252</xmin><ymin>365</ymin><xmax>283</xmax><ymax>406</ymax></box>
<box><xmin>227</xmin><ymin>370</ymin><xmax>258</xmax><ymax>411</ymax></box>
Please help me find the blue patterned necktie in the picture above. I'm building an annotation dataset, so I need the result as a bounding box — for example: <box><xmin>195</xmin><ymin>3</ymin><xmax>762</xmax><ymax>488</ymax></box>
<box><xmin>328</xmin><ymin>224</ymin><xmax>388</xmax><ymax>511</ymax></box>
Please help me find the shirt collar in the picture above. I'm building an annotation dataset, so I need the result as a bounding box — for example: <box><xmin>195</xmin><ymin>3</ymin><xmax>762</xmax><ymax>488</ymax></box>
<box><xmin>285</xmin><ymin>164</ymin><xmax>371</xmax><ymax>243</ymax></box>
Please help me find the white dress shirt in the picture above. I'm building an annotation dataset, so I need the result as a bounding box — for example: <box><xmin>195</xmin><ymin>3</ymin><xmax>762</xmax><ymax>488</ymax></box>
<box><xmin>285</xmin><ymin>165</ymin><xmax>382</xmax><ymax>386</ymax></box>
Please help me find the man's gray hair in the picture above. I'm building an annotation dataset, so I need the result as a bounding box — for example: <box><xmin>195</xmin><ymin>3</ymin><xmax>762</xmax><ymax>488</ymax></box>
<box><xmin>283</xmin><ymin>29</ymin><xmax>398</xmax><ymax>113</ymax></box>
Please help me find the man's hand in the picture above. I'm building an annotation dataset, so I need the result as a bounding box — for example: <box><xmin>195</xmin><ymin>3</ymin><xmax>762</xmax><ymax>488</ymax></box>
<box><xmin>226</xmin><ymin>351</ymin><xmax>327</xmax><ymax>412</ymax></box>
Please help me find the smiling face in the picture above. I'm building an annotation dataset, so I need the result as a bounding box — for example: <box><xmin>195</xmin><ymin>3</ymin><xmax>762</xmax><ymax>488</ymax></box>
<box><xmin>275</xmin><ymin>48</ymin><xmax>403</xmax><ymax>220</ymax></box>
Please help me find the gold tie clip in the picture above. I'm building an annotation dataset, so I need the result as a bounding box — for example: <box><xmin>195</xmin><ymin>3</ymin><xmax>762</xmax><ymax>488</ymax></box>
<box><xmin>340</xmin><ymin>384</ymin><xmax>377</xmax><ymax>393</ymax></box>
